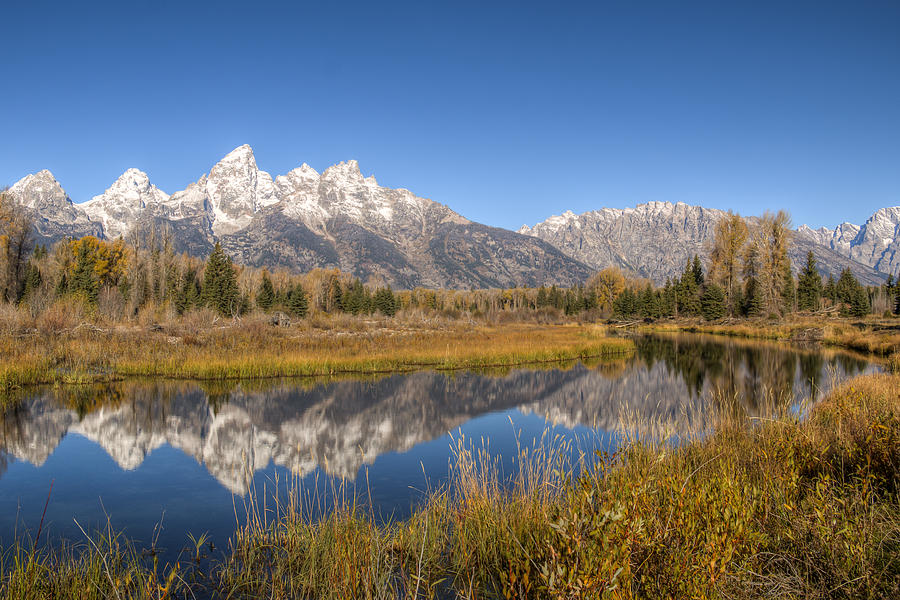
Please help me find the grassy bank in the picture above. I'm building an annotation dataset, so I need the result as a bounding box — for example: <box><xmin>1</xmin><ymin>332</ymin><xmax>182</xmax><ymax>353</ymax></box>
<box><xmin>3</xmin><ymin>373</ymin><xmax>897</xmax><ymax>599</ymax></box>
<box><xmin>635</xmin><ymin>316</ymin><xmax>900</xmax><ymax>361</ymax></box>
<box><xmin>0</xmin><ymin>317</ymin><xmax>633</xmax><ymax>400</ymax></box>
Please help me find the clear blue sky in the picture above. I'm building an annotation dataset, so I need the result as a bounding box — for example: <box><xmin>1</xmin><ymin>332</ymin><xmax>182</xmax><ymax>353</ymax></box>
<box><xmin>1</xmin><ymin>0</ymin><xmax>898</xmax><ymax>230</ymax></box>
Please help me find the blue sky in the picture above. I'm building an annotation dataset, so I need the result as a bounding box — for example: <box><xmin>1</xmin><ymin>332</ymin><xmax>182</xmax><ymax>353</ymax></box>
<box><xmin>1</xmin><ymin>0</ymin><xmax>898</xmax><ymax>230</ymax></box>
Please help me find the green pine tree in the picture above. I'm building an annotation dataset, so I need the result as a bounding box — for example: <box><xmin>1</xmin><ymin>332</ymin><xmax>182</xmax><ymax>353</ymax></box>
<box><xmin>797</xmin><ymin>251</ymin><xmax>822</xmax><ymax>311</ymax></box>
<box><xmin>71</xmin><ymin>243</ymin><xmax>98</xmax><ymax>304</ymax></box>
<box><xmin>743</xmin><ymin>276</ymin><xmax>763</xmax><ymax>317</ymax></box>
<box><xmin>677</xmin><ymin>261</ymin><xmax>701</xmax><ymax>316</ymax></box>
<box><xmin>21</xmin><ymin>262</ymin><xmax>42</xmax><ymax>303</ymax></box>
<box><xmin>287</xmin><ymin>283</ymin><xmax>309</xmax><ymax>317</ymax></box>
<box><xmin>780</xmin><ymin>263</ymin><xmax>796</xmax><ymax>314</ymax></box>
<box><xmin>850</xmin><ymin>285</ymin><xmax>870</xmax><ymax>317</ymax></box>
<box><xmin>374</xmin><ymin>287</ymin><xmax>397</xmax><ymax>316</ymax></box>
<box><xmin>256</xmin><ymin>271</ymin><xmax>275</xmax><ymax>311</ymax></box>
<box><xmin>202</xmin><ymin>243</ymin><xmax>239</xmax><ymax>317</ymax></box>
<box><xmin>824</xmin><ymin>274</ymin><xmax>837</xmax><ymax>305</ymax></box>
<box><xmin>700</xmin><ymin>284</ymin><xmax>726</xmax><ymax>321</ymax></box>
<box><xmin>691</xmin><ymin>254</ymin><xmax>704</xmax><ymax>287</ymax></box>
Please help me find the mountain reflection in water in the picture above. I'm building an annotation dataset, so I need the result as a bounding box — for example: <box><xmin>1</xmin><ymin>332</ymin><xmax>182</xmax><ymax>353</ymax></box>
<box><xmin>0</xmin><ymin>334</ymin><xmax>879</xmax><ymax>553</ymax></box>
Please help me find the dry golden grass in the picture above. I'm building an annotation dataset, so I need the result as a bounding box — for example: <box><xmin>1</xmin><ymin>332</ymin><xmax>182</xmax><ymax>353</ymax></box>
<box><xmin>638</xmin><ymin>316</ymin><xmax>900</xmax><ymax>357</ymax></box>
<box><xmin>0</xmin><ymin>314</ymin><xmax>632</xmax><ymax>401</ymax></box>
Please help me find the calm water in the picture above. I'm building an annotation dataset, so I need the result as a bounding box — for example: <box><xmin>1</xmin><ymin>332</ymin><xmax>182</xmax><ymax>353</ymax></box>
<box><xmin>0</xmin><ymin>334</ymin><xmax>879</xmax><ymax>560</ymax></box>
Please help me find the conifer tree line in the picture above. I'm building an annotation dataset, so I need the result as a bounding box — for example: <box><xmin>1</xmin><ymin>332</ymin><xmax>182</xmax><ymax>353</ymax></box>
<box><xmin>1</xmin><ymin>189</ymin><xmax>898</xmax><ymax>322</ymax></box>
<box><xmin>611</xmin><ymin>210</ymin><xmax>896</xmax><ymax>320</ymax></box>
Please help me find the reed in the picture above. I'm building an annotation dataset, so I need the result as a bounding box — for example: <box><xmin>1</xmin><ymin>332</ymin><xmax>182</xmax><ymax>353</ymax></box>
<box><xmin>2</xmin><ymin>373</ymin><xmax>897</xmax><ymax>598</ymax></box>
<box><xmin>215</xmin><ymin>373</ymin><xmax>900</xmax><ymax>599</ymax></box>
<box><xmin>638</xmin><ymin>316</ymin><xmax>900</xmax><ymax>358</ymax></box>
<box><xmin>0</xmin><ymin>322</ymin><xmax>633</xmax><ymax>406</ymax></box>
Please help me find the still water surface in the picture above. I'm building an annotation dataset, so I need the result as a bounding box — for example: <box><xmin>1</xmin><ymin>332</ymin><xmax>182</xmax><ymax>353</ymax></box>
<box><xmin>0</xmin><ymin>334</ymin><xmax>880</xmax><ymax>559</ymax></box>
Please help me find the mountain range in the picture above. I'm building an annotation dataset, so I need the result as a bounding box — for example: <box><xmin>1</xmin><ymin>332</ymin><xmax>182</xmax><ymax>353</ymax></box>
<box><xmin>6</xmin><ymin>145</ymin><xmax>897</xmax><ymax>287</ymax></box>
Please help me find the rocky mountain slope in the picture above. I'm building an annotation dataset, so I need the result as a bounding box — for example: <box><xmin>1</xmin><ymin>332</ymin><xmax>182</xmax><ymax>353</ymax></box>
<box><xmin>8</xmin><ymin>170</ymin><xmax>102</xmax><ymax>244</ymax></box>
<box><xmin>796</xmin><ymin>207</ymin><xmax>900</xmax><ymax>277</ymax></box>
<box><xmin>519</xmin><ymin>202</ymin><xmax>889</xmax><ymax>285</ymax></box>
<box><xmin>8</xmin><ymin>147</ymin><xmax>896</xmax><ymax>287</ymax></box>
<box><xmin>6</xmin><ymin>146</ymin><xmax>590</xmax><ymax>289</ymax></box>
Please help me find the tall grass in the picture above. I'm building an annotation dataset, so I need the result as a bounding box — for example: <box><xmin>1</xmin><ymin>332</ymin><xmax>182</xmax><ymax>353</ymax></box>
<box><xmin>639</xmin><ymin>316</ymin><xmax>900</xmax><ymax>358</ymax></box>
<box><xmin>0</xmin><ymin>322</ymin><xmax>633</xmax><ymax>407</ymax></box>
<box><xmin>2</xmin><ymin>373</ymin><xmax>898</xmax><ymax>598</ymax></box>
<box><xmin>215</xmin><ymin>373</ymin><xmax>900</xmax><ymax>599</ymax></box>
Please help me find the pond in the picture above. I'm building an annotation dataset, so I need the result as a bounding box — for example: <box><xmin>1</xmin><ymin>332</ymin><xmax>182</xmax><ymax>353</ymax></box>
<box><xmin>0</xmin><ymin>334</ymin><xmax>880</xmax><ymax>561</ymax></box>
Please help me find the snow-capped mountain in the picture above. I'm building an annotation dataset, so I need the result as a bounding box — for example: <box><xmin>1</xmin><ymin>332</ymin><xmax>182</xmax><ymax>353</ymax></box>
<box><xmin>8</xmin><ymin>169</ymin><xmax>102</xmax><ymax>243</ymax></box>
<box><xmin>81</xmin><ymin>168</ymin><xmax>170</xmax><ymax>239</ymax></box>
<box><xmin>797</xmin><ymin>207</ymin><xmax>900</xmax><ymax>277</ymax></box>
<box><xmin>7</xmin><ymin>146</ymin><xmax>895</xmax><ymax>287</ymax></box>
<box><xmin>519</xmin><ymin>202</ymin><xmax>889</xmax><ymax>285</ymax></box>
<box><xmin>6</xmin><ymin>145</ymin><xmax>588</xmax><ymax>289</ymax></box>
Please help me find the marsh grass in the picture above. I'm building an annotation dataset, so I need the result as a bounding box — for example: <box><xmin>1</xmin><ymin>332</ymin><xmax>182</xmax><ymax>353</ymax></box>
<box><xmin>214</xmin><ymin>373</ymin><xmax>900</xmax><ymax>599</ymax></box>
<box><xmin>0</xmin><ymin>520</ymin><xmax>188</xmax><ymax>600</ymax></box>
<box><xmin>0</xmin><ymin>322</ymin><xmax>633</xmax><ymax>407</ymax></box>
<box><xmin>639</xmin><ymin>317</ymin><xmax>900</xmax><ymax>358</ymax></box>
<box><xmin>1</xmin><ymin>373</ymin><xmax>898</xmax><ymax>598</ymax></box>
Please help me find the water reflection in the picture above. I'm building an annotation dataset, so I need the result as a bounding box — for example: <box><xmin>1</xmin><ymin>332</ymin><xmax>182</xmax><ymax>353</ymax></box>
<box><xmin>0</xmin><ymin>334</ymin><xmax>876</xmax><ymax>497</ymax></box>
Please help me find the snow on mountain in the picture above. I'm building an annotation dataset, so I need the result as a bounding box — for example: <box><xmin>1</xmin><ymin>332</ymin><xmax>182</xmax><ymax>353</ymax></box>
<box><xmin>520</xmin><ymin>201</ymin><xmax>887</xmax><ymax>285</ymax></box>
<box><xmin>13</xmin><ymin>144</ymin><xmax>893</xmax><ymax>288</ymax></box>
<box><xmin>81</xmin><ymin>168</ymin><xmax>170</xmax><ymax>239</ymax></box>
<box><xmin>796</xmin><ymin>207</ymin><xmax>900</xmax><ymax>277</ymax></box>
<box><xmin>7</xmin><ymin>170</ymin><xmax>101</xmax><ymax>243</ymax></box>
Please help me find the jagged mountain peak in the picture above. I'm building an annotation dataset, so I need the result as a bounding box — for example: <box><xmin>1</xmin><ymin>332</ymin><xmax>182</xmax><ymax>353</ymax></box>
<box><xmin>276</xmin><ymin>163</ymin><xmax>320</xmax><ymax>187</ymax></box>
<box><xmin>10</xmin><ymin>169</ymin><xmax>71</xmax><ymax>207</ymax></box>
<box><xmin>81</xmin><ymin>168</ymin><xmax>170</xmax><ymax>239</ymax></box>
<box><xmin>795</xmin><ymin>206</ymin><xmax>900</xmax><ymax>276</ymax></box>
<box><xmin>203</xmin><ymin>144</ymin><xmax>277</xmax><ymax>235</ymax></box>
<box><xmin>321</xmin><ymin>159</ymin><xmax>375</xmax><ymax>187</ymax></box>
<box><xmin>218</xmin><ymin>143</ymin><xmax>256</xmax><ymax>163</ymax></box>
<box><xmin>522</xmin><ymin>200</ymin><xmax>887</xmax><ymax>284</ymax></box>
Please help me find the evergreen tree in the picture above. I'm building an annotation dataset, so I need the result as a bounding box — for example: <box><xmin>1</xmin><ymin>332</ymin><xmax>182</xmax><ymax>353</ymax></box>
<box><xmin>691</xmin><ymin>254</ymin><xmax>704</xmax><ymax>287</ymax></box>
<box><xmin>797</xmin><ymin>251</ymin><xmax>822</xmax><ymax>311</ymax></box>
<box><xmin>613</xmin><ymin>288</ymin><xmax>638</xmax><ymax>318</ymax></box>
<box><xmin>256</xmin><ymin>271</ymin><xmax>275</xmax><ymax>311</ymax></box>
<box><xmin>743</xmin><ymin>276</ymin><xmax>763</xmax><ymax>317</ymax></box>
<box><xmin>287</xmin><ymin>283</ymin><xmax>309</xmax><ymax>317</ymax></box>
<box><xmin>329</xmin><ymin>278</ymin><xmax>344</xmax><ymax>312</ymax></box>
<box><xmin>741</xmin><ymin>241</ymin><xmax>763</xmax><ymax>317</ymax></box>
<box><xmin>202</xmin><ymin>243</ymin><xmax>239</xmax><ymax>317</ymax></box>
<box><xmin>342</xmin><ymin>279</ymin><xmax>371</xmax><ymax>315</ymax></box>
<box><xmin>176</xmin><ymin>269</ymin><xmax>201</xmax><ymax>314</ymax></box>
<box><xmin>895</xmin><ymin>283</ymin><xmax>900</xmax><ymax>316</ymax></box>
<box><xmin>21</xmin><ymin>262</ymin><xmax>42</xmax><ymax>303</ymax></box>
<box><xmin>849</xmin><ymin>284</ymin><xmax>870</xmax><ymax>318</ymax></box>
<box><xmin>824</xmin><ymin>274</ymin><xmax>837</xmax><ymax>305</ymax></box>
<box><xmin>677</xmin><ymin>260</ymin><xmax>701</xmax><ymax>315</ymax></box>
<box><xmin>640</xmin><ymin>284</ymin><xmax>659</xmax><ymax>318</ymax></box>
<box><xmin>700</xmin><ymin>284</ymin><xmax>726</xmax><ymax>321</ymax></box>
<box><xmin>661</xmin><ymin>279</ymin><xmax>677</xmax><ymax>317</ymax></box>
<box><xmin>71</xmin><ymin>242</ymin><xmax>98</xmax><ymax>304</ymax></box>
<box><xmin>374</xmin><ymin>286</ymin><xmax>398</xmax><ymax>316</ymax></box>
<box><xmin>835</xmin><ymin>268</ymin><xmax>859</xmax><ymax>306</ymax></box>
<box><xmin>536</xmin><ymin>286</ymin><xmax>549</xmax><ymax>308</ymax></box>
<box><xmin>780</xmin><ymin>263</ymin><xmax>796</xmax><ymax>314</ymax></box>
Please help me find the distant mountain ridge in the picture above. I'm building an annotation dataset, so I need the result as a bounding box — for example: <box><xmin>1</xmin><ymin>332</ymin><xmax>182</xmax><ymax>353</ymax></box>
<box><xmin>7</xmin><ymin>145</ymin><xmax>591</xmax><ymax>289</ymax></box>
<box><xmin>519</xmin><ymin>202</ymin><xmax>892</xmax><ymax>285</ymax></box>
<box><xmin>6</xmin><ymin>146</ymin><xmax>895</xmax><ymax>287</ymax></box>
